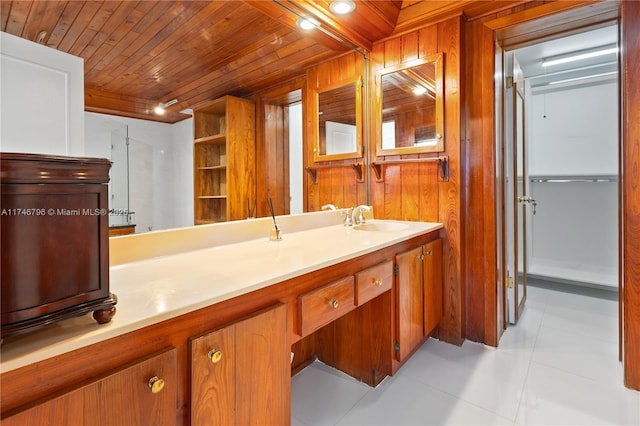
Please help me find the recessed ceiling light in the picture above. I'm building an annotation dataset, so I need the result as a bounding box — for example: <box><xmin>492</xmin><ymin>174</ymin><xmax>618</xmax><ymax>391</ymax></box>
<box><xmin>35</xmin><ymin>30</ymin><xmax>47</xmax><ymax>44</ymax></box>
<box><xmin>154</xmin><ymin>99</ymin><xmax>178</xmax><ymax>115</ymax></box>
<box><xmin>329</xmin><ymin>0</ymin><xmax>356</xmax><ymax>15</ymax></box>
<box><xmin>413</xmin><ymin>87</ymin><xmax>427</xmax><ymax>95</ymax></box>
<box><xmin>296</xmin><ymin>17</ymin><xmax>319</xmax><ymax>31</ymax></box>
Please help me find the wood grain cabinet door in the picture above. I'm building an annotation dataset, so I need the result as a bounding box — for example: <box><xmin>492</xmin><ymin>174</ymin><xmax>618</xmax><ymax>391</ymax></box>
<box><xmin>2</xmin><ymin>347</ymin><xmax>177</xmax><ymax>426</ymax></box>
<box><xmin>395</xmin><ymin>246</ymin><xmax>424</xmax><ymax>362</ymax></box>
<box><xmin>1</xmin><ymin>390</ymin><xmax>84</xmax><ymax>426</ymax></box>
<box><xmin>83</xmin><ymin>347</ymin><xmax>178</xmax><ymax>426</ymax></box>
<box><xmin>423</xmin><ymin>239</ymin><xmax>443</xmax><ymax>336</ymax></box>
<box><xmin>190</xmin><ymin>303</ymin><xmax>288</xmax><ymax>426</ymax></box>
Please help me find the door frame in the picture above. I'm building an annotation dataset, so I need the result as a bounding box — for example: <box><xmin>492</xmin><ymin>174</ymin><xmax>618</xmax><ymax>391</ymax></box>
<box><xmin>495</xmin><ymin>14</ymin><xmax>621</xmax><ymax>325</ymax></box>
<box><xmin>481</xmin><ymin>1</ymin><xmax>640</xmax><ymax>390</ymax></box>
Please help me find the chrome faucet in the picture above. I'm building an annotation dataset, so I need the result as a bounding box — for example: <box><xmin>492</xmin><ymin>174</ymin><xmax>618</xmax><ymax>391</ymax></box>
<box><xmin>321</xmin><ymin>204</ymin><xmax>338</xmax><ymax>211</ymax></box>
<box><xmin>351</xmin><ymin>205</ymin><xmax>372</xmax><ymax>225</ymax></box>
<box><xmin>342</xmin><ymin>208</ymin><xmax>354</xmax><ymax>226</ymax></box>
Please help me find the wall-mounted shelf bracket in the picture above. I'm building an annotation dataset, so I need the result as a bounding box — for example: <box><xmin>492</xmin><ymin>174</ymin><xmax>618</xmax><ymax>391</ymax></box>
<box><xmin>306</xmin><ymin>162</ymin><xmax>364</xmax><ymax>184</ymax></box>
<box><xmin>370</xmin><ymin>156</ymin><xmax>449</xmax><ymax>182</ymax></box>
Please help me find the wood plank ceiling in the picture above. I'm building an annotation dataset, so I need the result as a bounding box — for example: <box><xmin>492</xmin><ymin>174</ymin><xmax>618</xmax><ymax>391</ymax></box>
<box><xmin>0</xmin><ymin>1</ymin><xmax>523</xmax><ymax>123</ymax></box>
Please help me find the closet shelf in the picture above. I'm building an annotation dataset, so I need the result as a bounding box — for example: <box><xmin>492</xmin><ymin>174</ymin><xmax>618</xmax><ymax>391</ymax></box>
<box><xmin>194</xmin><ymin>134</ymin><xmax>225</xmax><ymax>144</ymax></box>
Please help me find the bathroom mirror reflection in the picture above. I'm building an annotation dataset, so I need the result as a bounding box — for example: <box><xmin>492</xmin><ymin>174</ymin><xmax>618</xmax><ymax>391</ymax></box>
<box><xmin>314</xmin><ymin>79</ymin><xmax>362</xmax><ymax>161</ymax></box>
<box><xmin>109</xmin><ymin>125</ymin><xmax>136</xmax><ymax>229</ymax></box>
<box><xmin>377</xmin><ymin>53</ymin><xmax>444</xmax><ymax>155</ymax></box>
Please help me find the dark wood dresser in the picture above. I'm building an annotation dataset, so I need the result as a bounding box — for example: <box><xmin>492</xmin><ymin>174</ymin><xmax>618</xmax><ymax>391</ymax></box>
<box><xmin>1</xmin><ymin>153</ymin><xmax>117</xmax><ymax>339</ymax></box>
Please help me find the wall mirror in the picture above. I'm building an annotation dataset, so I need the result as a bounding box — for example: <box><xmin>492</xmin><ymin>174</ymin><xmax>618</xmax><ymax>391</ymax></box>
<box><xmin>313</xmin><ymin>78</ymin><xmax>362</xmax><ymax>161</ymax></box>
<box><xmin>377</xmin><ymin>53</ymin><xmax>444</xmax><ymax>156</ymax></box>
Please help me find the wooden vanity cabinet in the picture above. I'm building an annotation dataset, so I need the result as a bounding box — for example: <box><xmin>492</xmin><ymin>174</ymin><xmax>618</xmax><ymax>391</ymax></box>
<box><xmin>190</xmin><ymin>303</ymin><xmax>288</xmax><ymax>426</ymax></box>
<box><xmin>1</xmin><ymin>228</ymin><xmax>442</xmax><ymax>425</ymax></box>
<box><xmin>423</xmin><ymin>238</ymin><xmax>443</xmax><ymax>335</ymax></box>
<box><xmin>395</xmin><ymin>246</ymin><xmax>424</xmax><ymax>362</ymax></box>
<box><xmin>2</xmin><ymin>347</ymin><xmax>177</xmax><ymax>426</ymax></box>
<box><xmin>394</xmin><ymin>238</ymin><xmax>443</xmax><ymax>365</ymax></box>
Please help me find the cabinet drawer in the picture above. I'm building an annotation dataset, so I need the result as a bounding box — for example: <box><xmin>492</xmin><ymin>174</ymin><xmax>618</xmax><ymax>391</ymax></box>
<box><xmin>355</xmin><ymin>260</ymin><xmax>393</xmax><ymax>305</ymax></box>
<box><xmin>299</xmin><ymin>276</ymin><xmax>355</xmax><ymax>336</ymax></box>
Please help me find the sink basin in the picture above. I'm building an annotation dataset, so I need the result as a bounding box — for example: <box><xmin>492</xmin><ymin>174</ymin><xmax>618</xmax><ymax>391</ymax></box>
<box><xmin>353</xmin><ymin>221</ymin><xmax>410</xmax><ymax>232</ymax></box>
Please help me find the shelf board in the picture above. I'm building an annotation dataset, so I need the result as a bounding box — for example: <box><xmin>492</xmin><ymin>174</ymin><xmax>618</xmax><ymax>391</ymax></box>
<box><xmin>197</xmin><ymin>165</ymin><xmax>226</xmax><ymax>170</ymax></box>
<box><xmin>194</xmin><ymin>218</ymin><xmax>226</xmax><ymax>225</ymax></box>
<box><xmin>194</xmin><ymin>134</ymin><xmax>225</xmax><ymax>144</ymax></box>
<box><xmin>197</xmin><ymin>195</ymin><xmax>227</xmax><ymax>199</ymax></box>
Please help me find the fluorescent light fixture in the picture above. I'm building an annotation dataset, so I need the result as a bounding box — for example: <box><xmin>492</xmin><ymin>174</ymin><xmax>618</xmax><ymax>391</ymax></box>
<box><xmin>296</xmin><ymin>17</ymin><xmax>319</xmax><ymax>31</ymax></box>
<box><xmin>548</xmin><ymin>71</ymin><xmax>617</xmax><ymax>85</ymax></box>
<box><xmin>542</xmin><ymin>46</ymin><xmax>618</xmax><ymax>67</ymax></box>
<box><xmin>154</xmin><ymin>98</ymin><xmax>178</xmax><ymax>115</ymax></box>
<box><xmin>329</xmin><ymin>0</ymin><xmax>356</xmax><ymax>15</ymax></box>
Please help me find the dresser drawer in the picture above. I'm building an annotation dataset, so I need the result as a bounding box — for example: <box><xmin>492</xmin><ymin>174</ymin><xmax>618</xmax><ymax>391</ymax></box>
<box><xmin>298</xmin><ymin>276</ymin><xmax>355</xmax><ymax>337</ymax></box>
<box><xmin>355</xmin><ymin>260</ymin><xmax>393</xmax><ymax>305</ymax></box>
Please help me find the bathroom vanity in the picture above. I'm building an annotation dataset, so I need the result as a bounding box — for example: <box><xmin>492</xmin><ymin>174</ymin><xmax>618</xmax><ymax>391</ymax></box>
<box><xmin>0</xmin><ymin>213</ymin><xmax>443</xmax><ymax>425</ymax></box>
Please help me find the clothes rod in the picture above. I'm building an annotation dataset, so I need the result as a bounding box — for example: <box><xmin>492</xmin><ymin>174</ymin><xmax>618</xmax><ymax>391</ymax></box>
<box><xmin>529</xmin><ymin>175</ymin><xmax>618</xmax><ymax>183</ymax></box>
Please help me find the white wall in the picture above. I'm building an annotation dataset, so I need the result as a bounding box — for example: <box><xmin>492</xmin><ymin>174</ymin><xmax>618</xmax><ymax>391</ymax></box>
<box><xmin>289</xmin><ymin>103</ymin><xmax>303</xmax><ymax>214</ymax></box>
<box><xmin>527</xmin><ymin>80</ymin><xmax>618</xmax><ymax>287</ymax></box>
<box><xmin>0</xmin><ymin>31</ymin><xmax>84</xmax><ymax>155</ymax></box>
<box><xmin>530</xmin><ymin>81</ymin><xmax>618</xmax><ymax>176</ymax></box>
<box><xmin>170</xmin><ymin>117</ymin><xmax>195</xmax><ymax>228</ymax></box>
<box><xmin>85</xmin><ymin>113</ymin><xmax>194</xmax><ymax>233</ymax></box>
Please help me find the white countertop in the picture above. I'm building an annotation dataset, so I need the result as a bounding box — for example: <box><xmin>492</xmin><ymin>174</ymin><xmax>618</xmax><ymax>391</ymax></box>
<box><xmin>0</xmin><ymin>215</ymin><xmax>442</xmax><ymax>373</ymax></box>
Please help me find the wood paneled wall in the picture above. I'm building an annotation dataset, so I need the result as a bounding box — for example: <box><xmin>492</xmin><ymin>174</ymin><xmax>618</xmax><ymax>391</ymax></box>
<box><xmin>305</xmin><ymin>52</ymin><xmax>368</xmax><ymax>211</ymax></box>
<box><xmin>368</xmin><ymin>17</ymin><xmax>464</xmax><ymax>344</ymax></box>
<box><xmin>254</xmin><ymin>79</ymin><xmax>304</xmax><ymax>217</ymax></box>
<box><xmin>300</xmin><ymin>17</ymin><xmax>464</xmax><ymax>345</ymax></box>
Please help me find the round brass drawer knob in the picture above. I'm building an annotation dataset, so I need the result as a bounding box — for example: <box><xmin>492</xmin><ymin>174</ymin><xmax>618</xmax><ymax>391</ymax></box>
<box><xmin>148</xmin><ymin>376</ymin><xmax>165</xmax><ymax>394</ymax></box>
<box><xmin>372</xmin><ymin>278</ymin><xmax>383</xmax><ymax>286</ymax></box>
<box><xmin>208</xmin><ymin>349</ymin><xmax>223</xmax><ymax>364</ymax></box>
<box><xmin>328</xmin><ymin>299</ymin><xmax>339</xmax><ymax>309</ymax></box>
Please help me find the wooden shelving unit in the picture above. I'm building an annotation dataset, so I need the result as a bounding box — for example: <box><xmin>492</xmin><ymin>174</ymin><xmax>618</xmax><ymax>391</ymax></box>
<box><xmin>193</xmin><ymin>96</ymin><xmax>255</xmax><ymax>224</ymax></box>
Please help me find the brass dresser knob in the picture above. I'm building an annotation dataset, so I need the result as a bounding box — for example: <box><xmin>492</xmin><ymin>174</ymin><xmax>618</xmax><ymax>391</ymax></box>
<box><xmin>208</xmin><ymin>349</ymin><xmax>223</xmax><ymax>364</ymax></box>
<box><xmin>148</xmin><ymin>376</ymin><xmax>165</xmax><ymax>394</ymax></box>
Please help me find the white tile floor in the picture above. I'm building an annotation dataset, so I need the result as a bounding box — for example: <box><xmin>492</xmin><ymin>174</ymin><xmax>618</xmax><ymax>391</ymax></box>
<box><xmin>291</xmin><ymin>283</ymin><xmax>640</xmax><ymax>425</ymax></box>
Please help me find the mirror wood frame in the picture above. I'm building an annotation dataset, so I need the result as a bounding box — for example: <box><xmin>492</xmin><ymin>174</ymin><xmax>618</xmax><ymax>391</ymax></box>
<box><xmin>311</xmin><ymin>77</ymin><xmax>363</xmax><ymax>162</ymax></box>
<box><xmin>376</xmin><ymin>53</ymin><xmax>444</xmax><ymax>156</ymax></box>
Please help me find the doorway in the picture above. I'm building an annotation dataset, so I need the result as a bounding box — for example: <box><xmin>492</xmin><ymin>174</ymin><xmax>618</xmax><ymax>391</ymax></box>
<box><xmin>501</xmin><ymin>23</ymin><xmax>620</xmax><ymax>326</ymax></box>
<box><xmin>257</xmin><ymin>85</ymin><xmax>304</xmax><ymax>216</ymax></box>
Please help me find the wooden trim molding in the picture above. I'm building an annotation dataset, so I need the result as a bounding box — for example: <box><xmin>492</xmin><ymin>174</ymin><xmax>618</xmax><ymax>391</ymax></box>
<box><xmin>621</xmin><ymin>0</ymin><xmax>640</xmax><ymax>391</ymax></box>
